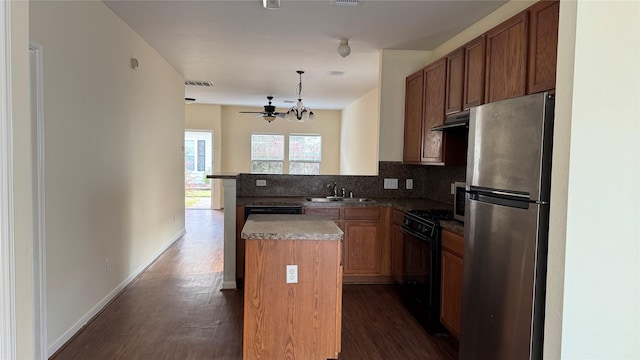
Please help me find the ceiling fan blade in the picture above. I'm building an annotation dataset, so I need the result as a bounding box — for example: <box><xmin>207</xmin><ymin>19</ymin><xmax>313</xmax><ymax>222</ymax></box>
<box><xmin>275</xmin><ymin>113</ymin><xmax>286</xmax><ymax>118</ymax></box>
<box><xmin>239</xmin><ymin>111</ymin><xmax>263</xmax><ymax>114</ymax></box>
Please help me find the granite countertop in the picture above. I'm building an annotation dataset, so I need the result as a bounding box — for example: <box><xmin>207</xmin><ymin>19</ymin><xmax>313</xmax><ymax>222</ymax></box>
<box><xmin>236</xmin><ymin>196</ymin><xmax>464</xmax><ymax>237</ymax></box>
<box><xmin>440</xmin><ymin>220</ymin><xmax>465</xmax><ymax>237</ymax></box>
<box><xmin>241</xmin><ymin>214</ymin><xmax>343</xmax><ymax>241</ymax></box>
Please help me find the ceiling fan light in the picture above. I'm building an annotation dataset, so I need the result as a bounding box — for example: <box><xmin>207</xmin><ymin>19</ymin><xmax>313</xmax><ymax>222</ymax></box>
<box><xmin>264</xmin><ymin>115</ymin><xmax>276</xmax><ymax>123</ymax></box>
<box><xmin>337</xmin><ymin>39</ymin><xmax>351</xmax><ymax>58</ymax></box>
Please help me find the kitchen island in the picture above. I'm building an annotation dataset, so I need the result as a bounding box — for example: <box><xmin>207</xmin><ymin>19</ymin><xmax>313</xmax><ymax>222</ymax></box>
<box><xmin>242</xmin><ymin>214</ymin><xmax>344</xmax><ymax>360</ymax></box>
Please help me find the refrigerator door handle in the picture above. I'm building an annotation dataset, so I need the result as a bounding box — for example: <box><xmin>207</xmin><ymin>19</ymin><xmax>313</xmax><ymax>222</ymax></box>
<box><xmin>489</xmin><ymin>190</ymin><xmax>530</xmax><ymax>199</ymax></box>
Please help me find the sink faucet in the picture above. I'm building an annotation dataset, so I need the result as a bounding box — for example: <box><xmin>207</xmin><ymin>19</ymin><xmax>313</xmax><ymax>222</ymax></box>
<box><xmin>342</xmin><ymin>188</ymin><xmax>347</xmax><ymax>198</ymax></box>
<box><xmin>327</xmin><ymin>182</ymin><xmax>338</xmax><ymax>197</ymax></box>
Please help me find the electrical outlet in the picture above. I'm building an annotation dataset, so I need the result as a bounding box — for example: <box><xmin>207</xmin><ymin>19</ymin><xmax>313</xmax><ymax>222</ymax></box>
<box><xmin>256</xmin><ymin>179</ymin><xmax>267</xmax><ymax>187</ymax></box>
<box><xmin>406</xmin><ymin>179</ymin><xmax>413</xmax><ymax>190</ymax></box>
<box><xmin>105</xmin><ymin>259</ymin><xmax>109</xmax><ymax>273</ymax></box>
<box><xmin>286</xmin><ymin>265</ymin><xmax>298</xmax><ymax>284</ymax></box>
<box><xmin>383</xmin><ymin>178</ymin><xmax>398</xmax><ymax>189</ymax></box>
<box><xmin>172</xmin><ymin>215</ymin><xmax>176</xmax><ymax>222</ymax></box>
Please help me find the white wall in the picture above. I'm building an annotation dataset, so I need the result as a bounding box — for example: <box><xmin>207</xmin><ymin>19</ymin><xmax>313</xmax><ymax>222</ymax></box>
<box><xmin>220</xmin><ymin>106</ymin><xmax>341</xmax><ymax>175</ymax></box>
<box><xmin>29</xmin><ymin>0</ymin><xmax>186</xmax><ymax>353</ymax></box>
<box><xmin>340</xmin><ymin>87</ymin><xmax>379</xmax><ymax>175</ymax></box>
<box><xmin>185</xmin><ymin>104</ymin><xmax>223</xmax><ymax>208</ymax></box>
<box><xmin>559</xmin><ymin>1</ymin><xmax>639</xmax><ymax>358</ymax></box>
<box><xmin>378</xmin><ymin>50</ymin><xmax>431</xmax><ymax>161</ymax></box>
<box><xmin>10</xmin><ymin>1</ymin><xmax>35</xmax><ymax>358</ymax></box>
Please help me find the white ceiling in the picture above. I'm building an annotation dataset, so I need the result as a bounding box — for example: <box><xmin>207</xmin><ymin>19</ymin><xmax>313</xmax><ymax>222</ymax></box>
<box><xmin>104</xmin><ymin>0</ymin><xmax>506</xmax><ymax>110</ymax></box>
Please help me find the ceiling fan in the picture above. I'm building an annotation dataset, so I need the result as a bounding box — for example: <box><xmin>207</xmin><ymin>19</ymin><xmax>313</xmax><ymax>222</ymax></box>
<box><xmin>240</xmin><ymin>96</ymin><xmax>285</xmax><ymax>123</ymax></box>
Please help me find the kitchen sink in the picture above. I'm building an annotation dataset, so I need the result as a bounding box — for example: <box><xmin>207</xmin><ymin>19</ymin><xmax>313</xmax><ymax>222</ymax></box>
<box><xmin>305</xmin><ymin>197</ymin><xmax>376</xmax><ymax>203</ymax></box>
<box><xmin>305</xmin><ymin>197</ymin><xmax>342</xmax><ymax>202</ymax></box>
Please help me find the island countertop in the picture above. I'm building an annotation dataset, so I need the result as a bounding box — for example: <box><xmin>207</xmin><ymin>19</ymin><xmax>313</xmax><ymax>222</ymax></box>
<box><xmin>242</xmin><ymin>214</ymin><xmax>344</xmax><ymax>241</ymax></box>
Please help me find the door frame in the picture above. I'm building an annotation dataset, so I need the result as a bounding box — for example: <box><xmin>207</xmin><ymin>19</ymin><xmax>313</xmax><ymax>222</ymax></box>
<box><xmin>30</xmin><ymin>40</ymin><xmax>47</xmax><ymax>360</ymax></box>
<box><xmin>184</xmin><ymin>129</ymin><xmax>214</xmax><ymax>209</ymax></box>
<box><xmin>0</xmin><ymin>1</ymin><xmax>17</xmax><ymax>358</ymax></box>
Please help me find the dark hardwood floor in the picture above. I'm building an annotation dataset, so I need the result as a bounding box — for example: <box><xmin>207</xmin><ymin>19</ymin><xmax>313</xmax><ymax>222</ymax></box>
<box><xmin>52</xmin><ymin>209</ymin><xmax>458</xmax><ymax>360</ymax></box>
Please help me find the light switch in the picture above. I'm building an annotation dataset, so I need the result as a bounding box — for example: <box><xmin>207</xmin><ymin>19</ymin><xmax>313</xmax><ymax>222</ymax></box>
<box><xmin>286</xmin><ymin>265</ymin><xmax>298</xmax><ymax>284</ymax></box>
<box><xmin>256</xmin><ymin>179</ymin><xmax>267</xmax><ymax>187</ymax></box>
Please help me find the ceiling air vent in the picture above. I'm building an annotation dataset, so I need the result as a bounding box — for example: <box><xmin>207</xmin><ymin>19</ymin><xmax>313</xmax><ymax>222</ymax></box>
<box><xmin>328</xmin><ymin>71</ymin><xmax>345</xmax><ymax>76</ymax></box>
<box><xmin>332</xmin><ymin>0</ymin><xmax>363</xmax><ymax>6</ymax></box>
<box><xmin>185</xmin><ymin>80</ymin><xmax>214</xmax><ymax>87</ymax></box>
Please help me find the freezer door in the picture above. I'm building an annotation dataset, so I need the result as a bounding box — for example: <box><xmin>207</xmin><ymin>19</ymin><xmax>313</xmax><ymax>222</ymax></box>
<box><xmin>460</xmin><ymin>198</ymin><xmax>547</xmax><ymax>360</ymax></box>
<box><xmin>466</xmin><ymin>92</ymin><xmax>553</xmax><ymax>201</ymax></box>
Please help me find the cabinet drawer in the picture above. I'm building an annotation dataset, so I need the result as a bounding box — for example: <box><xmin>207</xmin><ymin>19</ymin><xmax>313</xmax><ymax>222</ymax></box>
<box><xmin>303</xmin><ymin>207</ymin><xmax>341</xmax><ymax>220</ymax></box>
<box><xmin>344</xmin><ymin>207</ymin><xmax>380</xmax><ymax>221</ymax></box>
<box><xmin>392</xmin><ymin>209</ymin><xmax>404</xmax><ymax>225</ymax></box>
<box><xmin>442</xmin><ymin>229</ymin><xmax>464</xmax><ymax>258</ymax></box>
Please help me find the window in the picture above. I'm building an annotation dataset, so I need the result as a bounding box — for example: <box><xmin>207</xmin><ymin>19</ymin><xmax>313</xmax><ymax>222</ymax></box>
<box><xmin>289</xmin><ymin>134</ymin><xmax>321</xmax><ymax>175</ymax></box>
<box><xmin>185</xmin><ymin>139</ymin><xmax>195</xmax><ymax>171</ymax></box>
<box><xmin>197</xmin><ymin>140</ymin><xmax>206</xmax><ymax>171</ymax></box>
<box><xmin>251</xmin><ymin>134</ymin><xmax>285</xmax><ymax>174</ymax></box>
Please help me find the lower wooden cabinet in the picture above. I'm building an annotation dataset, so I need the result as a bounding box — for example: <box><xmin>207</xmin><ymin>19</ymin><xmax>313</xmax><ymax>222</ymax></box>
<box><xmin>344</xmin><ymin>221</ymin><xmax>380</xmax><ymax>274</ymax></box>
<box><xmin>243</xmin><ymin>237</ymin><xmax>342</xmax><ymax>359</ymax></box>
<box><xmin>303</xmin><ymin>205</ymin><xmax>391</xmax><ymax>283</ymax></box>
<box><xmin>441</xmin><ymin>229</ymin><xmax>464</xmax><ymax>340</ymax></box>
<box><xmin>391</xmin><ymin>209</ymin><xmax>404</xmax><ymax>283</ymax></box>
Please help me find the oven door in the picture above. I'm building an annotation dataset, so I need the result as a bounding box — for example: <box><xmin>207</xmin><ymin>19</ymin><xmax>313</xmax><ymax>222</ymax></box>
<box><xmin>400</xmin><ymin>225</ymin><xmax>442</xmax><ymax>333</ymax></box>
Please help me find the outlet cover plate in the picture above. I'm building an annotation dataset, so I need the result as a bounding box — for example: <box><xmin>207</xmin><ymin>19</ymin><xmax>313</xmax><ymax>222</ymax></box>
<box><xmin>384</xmin><ymin>178</ymin><xmax>398</xmax><ymax>189</ymax></box>
<box><xmin>256</xmin><ymin>179</ymin><xmax>267</xmax><ymax>187</ymax></box>
<box><xmin>286</xmin><ymin>265</ymin><xmax>298</xmax><ymax>283</ymax></box>
<box><xmin>406</xmin><ymin>179</ymin><xmax>413</xmax><ymax>190</ymax></box>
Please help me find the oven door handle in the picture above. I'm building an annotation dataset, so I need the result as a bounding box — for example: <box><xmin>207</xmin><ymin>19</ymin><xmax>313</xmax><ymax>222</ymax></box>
<box><xmin>401</xmin><ymin>224</ymin><xmax>431</xmax><ymax>244</ymax></box>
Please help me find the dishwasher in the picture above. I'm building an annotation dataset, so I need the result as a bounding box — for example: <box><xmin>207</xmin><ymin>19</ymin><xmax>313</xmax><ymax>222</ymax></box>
<box><xmin>244</xmin><ymin>205</ymin><xmax>302</xmax><ymax>220</ymax></box>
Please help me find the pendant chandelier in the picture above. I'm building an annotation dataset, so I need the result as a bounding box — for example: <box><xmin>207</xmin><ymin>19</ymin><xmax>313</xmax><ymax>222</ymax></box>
<box><xmin>285</xmin><ymin>70</ymin><xmax>315</xmax><ymax>122</ymax></box>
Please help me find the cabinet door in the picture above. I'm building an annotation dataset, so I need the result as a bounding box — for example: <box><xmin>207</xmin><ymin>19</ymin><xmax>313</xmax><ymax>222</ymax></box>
<box><xmin>344</xmin><ymin>221</ymin><xmax>380</xmax><ymax>275</ymax></box>
<box><xmin>403</xmin><ymin>69</ymin><xmax>425</xmax><ymax>163</ymax></box>
<box><xmin>391</xmin><ymin>224</ymin><xmax>403</xmax><ymax>283</ymax></box>
<box><xmin>485</xmin><ymin>11</ymin><xmax>529</xmax><ymax>103</ymax></box>
<box><xmin>528</xmin><ymin>0</ymin><xmax>559</xmax><ymax>94</ymax></box>
<box><xmin>445</xmin><ymin>47</ymin><xmax>465</xmax><ymax>115</ymax></box>
<box><xmin>421</xmin><ymin>58</ymin><xmax>447</xmax><ymax>163</ymax></box>
<box><xmin>463</xmin><ymin>35</ymin><xmax>486</xmax><ymax>110</ymax></box>
<box><xmin>441</xmin><ymin>249</ymin><xmax>464</xmax><ymax>340</ymax></box>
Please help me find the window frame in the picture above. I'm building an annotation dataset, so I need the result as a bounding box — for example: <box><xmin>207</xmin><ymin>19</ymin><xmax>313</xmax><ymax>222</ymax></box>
<box><xmin>288</xmin><ymin>133</ymin><xmax>322</xmax><ymax>175</ymax></box>
<box><xmin>250</xmin><ymin>133</ymin><xmax>285</xmax><ymax>174</ymax></box>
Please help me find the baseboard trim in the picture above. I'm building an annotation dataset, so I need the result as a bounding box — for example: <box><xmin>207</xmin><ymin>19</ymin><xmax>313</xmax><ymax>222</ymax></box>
<box><xmin>221</xmin><ymin>281</ymin><xmax>237</xmax><ymax>290</ymax></box>
<box><xmin>47</xmin><ymin>228</ymin><xmax>186</xmax><ymax>357</ymax></box>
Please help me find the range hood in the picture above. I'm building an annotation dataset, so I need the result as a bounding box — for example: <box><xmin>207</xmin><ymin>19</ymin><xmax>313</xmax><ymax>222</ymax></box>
<box><xmin>431</xmin><ymin>112</ymin><xmax>469</xmax><ymax>131</ymax></box>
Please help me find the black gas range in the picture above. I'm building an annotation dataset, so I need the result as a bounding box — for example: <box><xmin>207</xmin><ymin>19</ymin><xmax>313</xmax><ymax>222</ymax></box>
<box><xmin>399</xmin><ymin>208</ymin><xmax>453</xmax><ymax>334</ymax></box>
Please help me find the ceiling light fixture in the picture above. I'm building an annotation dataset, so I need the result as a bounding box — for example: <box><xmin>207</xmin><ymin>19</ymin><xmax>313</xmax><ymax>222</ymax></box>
<box><xmin>285</xmin><ymin>71</ymin><xmax>315</xmax><ymax>122</ymax></box>
<box><xmin>337</xmin><ymin>38</ymin><xmax>351</xmax><ymax>58</ymax></box>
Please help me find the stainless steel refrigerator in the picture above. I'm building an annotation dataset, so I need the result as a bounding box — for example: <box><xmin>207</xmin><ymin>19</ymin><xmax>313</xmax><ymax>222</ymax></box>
<box><xmin>461</xmin><ymin>92</ymin><xmax>554</xmax><ymax>360</ymax></box>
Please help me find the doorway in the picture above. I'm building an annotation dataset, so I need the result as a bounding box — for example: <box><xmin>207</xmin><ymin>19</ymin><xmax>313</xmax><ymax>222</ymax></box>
<box><xmin>184</xmin><ymin>130</ymin><xmax>213</xmax><ymax>209</ymax></box>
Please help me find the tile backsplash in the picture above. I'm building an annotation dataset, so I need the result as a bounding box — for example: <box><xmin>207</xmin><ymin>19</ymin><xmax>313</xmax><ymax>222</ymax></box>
<box><xmin>236</xmin><ymin>161</ymin><xmax>465</xmax><ymax>204</ymax></box>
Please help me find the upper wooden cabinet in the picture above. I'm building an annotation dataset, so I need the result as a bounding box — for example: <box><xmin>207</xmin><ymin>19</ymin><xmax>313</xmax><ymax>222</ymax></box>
<box><xmin>421</xmin><ymin>58</ymin><xmax>447</xmax><ymax>164</ymax></box>
<box><xmin>463</xmin><ymin>35</ymin><xmax>486</xmax><ymax>110</ymax></box>
<box><xmin>403</xmin><ymin>70</ymin><xmax>425</xmax><ymax>164</ymax></box>
<box><xmin>528</xmin><ymin>0</ymin><xmax>560</xmax><ymax>94</ymax></box>
<box><xmin>446</xmin><ymin>35</ymin><xmax>486</xmax><ymax>115</ymax></box>
<box><xmin>445</xmin><ymin>48</ymin><xmax>465</xmax><ymax>115</ymax></box>
<box><xmin>485</xmin><ymin>11</ymin><xmax>529</xmax><ymax>103</ymax></box>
